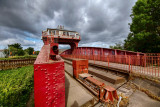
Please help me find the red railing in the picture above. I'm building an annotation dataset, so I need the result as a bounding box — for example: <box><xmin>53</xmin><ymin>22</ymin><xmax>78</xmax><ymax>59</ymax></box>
<box><xmin>61</xmin><ymin>49</ymin><xmax>160</xmax><ymax>78</ymax></box>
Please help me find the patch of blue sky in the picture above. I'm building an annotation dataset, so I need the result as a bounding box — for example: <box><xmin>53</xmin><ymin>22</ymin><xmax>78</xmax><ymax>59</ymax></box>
<box><xmin>25</xmin><ymin>37</ymin><xmax>39</xmax><ymax>41</ymax></box>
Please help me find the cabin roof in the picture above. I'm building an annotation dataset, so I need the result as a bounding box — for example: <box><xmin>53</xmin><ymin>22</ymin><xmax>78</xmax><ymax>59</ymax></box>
<box><xmin>47</xmin><ymin>28</ymin><xmax>77</xmax><ymax>33</ymax></box>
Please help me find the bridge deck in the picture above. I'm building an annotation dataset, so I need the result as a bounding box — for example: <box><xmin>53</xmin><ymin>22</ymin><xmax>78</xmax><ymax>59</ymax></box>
<box><xmin>89</xmin><ymin>60</ymin><xmax>160</xmax><ymax>76</ymax></box>
<box><xmin>63</xmin><ymin>57</ymin><xmax>160</xmax><ymax>78</ymax></box>
<box><xmin>89</xmin><ymin>60</ymin><xmax>160</xmax><ymax>78</ymax></box>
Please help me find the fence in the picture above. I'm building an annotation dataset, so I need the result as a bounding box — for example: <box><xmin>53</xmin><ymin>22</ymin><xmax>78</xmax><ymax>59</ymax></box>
<box><xmin>61</xmin><ymin>54</ymin><xmax>160</xmax><ymax>78</ymax></box>
<box><xmin>0</xmin><ymin>59</ymin><xmax>36</xmax><ymax>70</ymax></box>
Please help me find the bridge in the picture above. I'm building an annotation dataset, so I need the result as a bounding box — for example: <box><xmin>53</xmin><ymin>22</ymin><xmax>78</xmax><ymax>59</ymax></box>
<box><xmin>61</xmin><ymin>47</ymin><xmax>160</xmax><ymax>77</ymax></box>
<box><xmin>34</xmin><ymin>26</ymin><xmax>160</xmax><ymax>107</ymax></box>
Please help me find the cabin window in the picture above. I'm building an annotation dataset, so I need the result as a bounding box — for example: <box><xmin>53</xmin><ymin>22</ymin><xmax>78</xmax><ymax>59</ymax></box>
<box><xmin>63</xmin><ymin>32</ymin><xmax>66</xmax><ymax>35</ymax></box>
<box><xmin>51</xmin><ymin>30</ymin><xmax>56</xmax><ymax>35</ymax></box>
<box><xmin>49</xmin><ymin>30</ymin><xmax>51</xmax><ymax>34</ymax></box>
<box><xmin>69</xmin><ymin>32</ymin><xmax>75</xmax><ymax>37</ymax></box>
<box><xmin>59</xmin><ymin>31</ymin><xmax>63</xmax><ymax>35</ymax></box>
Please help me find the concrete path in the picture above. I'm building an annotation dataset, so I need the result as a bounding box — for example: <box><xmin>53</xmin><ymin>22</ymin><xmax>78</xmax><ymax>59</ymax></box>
<box><xmin>129</xmin><ymin>90</ymin><xmax>160</xmax><ymax>107</ymax></box>
<box><xmin>65</xmin><ymin>72</ymin><xmax>94</xmax><ymax>107</ymax></box>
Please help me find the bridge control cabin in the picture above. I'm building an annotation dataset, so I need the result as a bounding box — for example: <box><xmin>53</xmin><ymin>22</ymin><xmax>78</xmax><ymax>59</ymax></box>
<box><xmin>42</xmin><ymin>25</ymin><xmax>81</xmax><ymax>50</ymax></box>
<box><xmin>42</xmin><ymin>25</ymin><xmax>80</xmax><ymax>40</ymax></box>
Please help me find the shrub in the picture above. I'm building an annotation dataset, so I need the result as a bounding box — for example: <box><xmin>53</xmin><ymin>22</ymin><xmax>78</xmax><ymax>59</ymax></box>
<box><xmin>0</xmin><ymin>66</ymin><xmax>34</xmax><ymax>107</ymax></box>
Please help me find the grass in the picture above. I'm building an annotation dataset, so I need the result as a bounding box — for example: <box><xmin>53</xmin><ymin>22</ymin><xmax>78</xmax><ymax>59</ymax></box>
<box><xmin>0</xmin><ymin>55</ymin><xmax>37</xmax><ymax>60</ymax></box>
<box><xmin>0</xmin><ymin>66</ymin><xmax>34</xmax><ymax>107</ymax></box>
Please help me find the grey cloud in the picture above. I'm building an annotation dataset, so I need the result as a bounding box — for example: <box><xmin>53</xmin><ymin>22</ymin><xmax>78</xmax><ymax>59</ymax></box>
<box><xmin>0</xmin><ymin>38</ymin><xmax>35</xmax><ymax>47</ymax></box>
<box><xmin>0</xmin><ymin>0</ymin><xmax>137</xmax><ymax>50</ymax></box>
<box><xmin>82</xmin><ymin>0</ymin><xmax>136</xmax><ymax>44</ymax></box>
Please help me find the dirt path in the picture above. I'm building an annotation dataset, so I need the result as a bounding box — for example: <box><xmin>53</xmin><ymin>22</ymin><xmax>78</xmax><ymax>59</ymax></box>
<box><xmin>26</xmin><ymin>89</ymin><xmax>34</xmax><ymax>107</ymax></box>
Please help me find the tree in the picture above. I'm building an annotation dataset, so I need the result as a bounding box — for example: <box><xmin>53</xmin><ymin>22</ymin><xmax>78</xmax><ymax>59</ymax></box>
<box><xmin>8</xmin><ymin>43</ymin><xmax>24</xmax><ymax>56</ymax></box>
<box><xmin>109</xmin><ymin>42</ymin><xmax>124</xmax><ymax>50</ymax></box>
<box><xmin>25</xmin><ymin>47</ymin><xmax>34</xmax><ymax>55</ymax></box>
<box><xmin>124</xmin><ymin>0</ymin><xmax>160</xmax><ymax>53</ymax></box>
<box><xmin>17</xmin><ymin>49</ymin><xmax>25</xmax><ymax>56</ymax></box>
<box><xmin>8</xmin><ymin>43</ymin><xmax>22</xmax><ymax>50</ymax></box>
<box><xmin>35</xmin><ymin>51</ymin><xmax>40</xmax><ymax>55</ymax></box>
<box><xmin>9</xmin><ymin>46</ymin><xmax>17</xmax><ymax>56</ymax></box>
<box><xmin>3</xmin><ymin>49</ymin><xmax>9</xmax><ymax>58</ymax></box>
<box><xmin>124</xmin><ymin>33</ymin><xmax>135</xmax><ymax>51</ymax></box>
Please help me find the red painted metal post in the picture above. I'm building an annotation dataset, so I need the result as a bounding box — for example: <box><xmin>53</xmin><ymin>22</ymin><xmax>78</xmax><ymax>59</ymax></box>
<box><xmin>123</xmin><ymin>55</ymin><xmax>125</xmax><ymax>70</ymax></box>
<box><xmin>78</xmin><ymin>48</ymin><xmax>79</xmax><ymax>59</ymax></box>
<box><xmin>108</xmin><ymin>55</ymin><xmax>109</xmax><ymax>67</ymax></box>
<box><xmin>146</xmin><ymin>56</ymin><xmax>149</xmax><ymax>74</ymax></box>
<box><xmin>142</xmin><ymin>56</ymin><xmax>143</xmax><ymax>74</ymax></box>
<box><xmin>80</xmin><ymin>48</ymin><xmax>81</xmax><ymax>59</ymax></box>
<box><xmin>76</xmin><ymin>48</ymin><xmax>77</xmax><ymax>58</ymax></box>
<box><xmin>94</xmin><ymin>55</ymin><xmax>95</xmax><ymax>64</ymax></box>
<box><xmin>158</xmin><ymin>57</ymin><xmax>159</xmax><ymax>77</ymax></box>
<box><xmin>77</xmin><ymin>48</ymin><xmax>78</xmax><ymax>58</ymax></box>
<box><xmin>81</xmin><ymin>47</ymin><xmax>82</xmax><ymax>59</ymax></box>
<box><xmin>79</xmin><ymin>48</ymin><xmax>80</xmax><ymax>59</ymax></box>
<box><xmin>155</xmin><ymin>57</ymin><xmax>156</xmax><ymax>77</ymax></box>
<box><xmin>93</xmin><ymin>48</ymin><xmax>95</xmax><ymax>61</ymax></box>
<box><xmin>86</xmin><ymin>47</ymin><xmax>88</xmax><ymax>59</ymax></box>
<box><xmin>98</xmin><ymin>50</ymin><xmax>99</xmax><ymax>61</ymax></box>
<box><xmin>74</xmin><ymin>49</ymin><xmax>76</xmax><ymax>58</ymax></box>
<box><xmin>152</xmin><ymin>57</ymin><xmax>153</xmax><ymax>76</ymax></box>
<box><xmin>131</xmin><ymin>56</ymin><xmax>132</xmax><ymax>73</ymax></box>
<box><xmin>143</xmin><ymin>56</ymin><xmax>145</xmax><ymax>74</ymax></box>
<box><xmin>82</xmin><ymin>48</ymin><xmax>83</xmax><ymax>59</ymax></box>
<box><xmin>106</xmin><ymin>55</ymin><xmax>107</xmax><ymax>66</ymax></box>
<box><xmin>93</xmin><ymin>48</ymin><xmax>95</xmax><ymax>64</ymax></box>
<box><xmin>101</xmin><ymin>48</ymin><xmax>103</xmax><ymax>61</ymax></box>
<box><xmin>129</xmin><ymin>56</ymin><xmax>130</xmax><ymax>73</ymax></box>
<box><xmin>85</xmin><ymin>47</ymin><xmax>87</xmax><ymax>59</ymax></box>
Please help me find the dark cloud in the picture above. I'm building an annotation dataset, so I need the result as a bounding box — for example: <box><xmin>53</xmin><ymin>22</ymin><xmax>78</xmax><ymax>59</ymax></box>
<box><xmin>0</xmin><ymin>0</ymin><xmax>137</xmax><ymax>50</ymax></box>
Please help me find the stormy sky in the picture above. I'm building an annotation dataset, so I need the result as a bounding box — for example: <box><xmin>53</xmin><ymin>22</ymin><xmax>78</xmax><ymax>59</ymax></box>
<box><xmin>0</xmin><ymin>0</ymin><xmax>137</xmax><ymax>50</ymax></box>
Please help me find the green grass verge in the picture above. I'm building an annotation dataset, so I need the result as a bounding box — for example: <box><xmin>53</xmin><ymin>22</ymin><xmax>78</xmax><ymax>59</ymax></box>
<box><xmin>0</xmin><ymin>55</ymin><xmax>37</xmax><ymax>60</ymax></box>
<box><xmin>0</xmin><ymin>66</ymin><xmax>34</xmax><ymax>107</ymax></box>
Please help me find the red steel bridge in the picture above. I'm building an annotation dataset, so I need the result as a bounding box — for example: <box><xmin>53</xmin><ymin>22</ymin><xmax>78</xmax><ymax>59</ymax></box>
<box><xmin>61</xmin><ymin>47</ymin><xmax>160</xmax><ymax>77</ymax></box>
<box><xmin>34</xmin><ymin>26</ymin><xmax>160</xmax><ymax>107</ymax></box>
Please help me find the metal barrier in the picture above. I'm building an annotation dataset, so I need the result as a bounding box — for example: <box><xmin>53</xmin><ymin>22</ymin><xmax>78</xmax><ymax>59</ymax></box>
<box><xmin>0</xmin><ymin>59</ymin><xmax>36</xmax><ymax>70</ymax></box>
<box><xmin>61</xmin><ymin>51</ymin><xmax>160</xmax><ymax>78</ymax></box>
